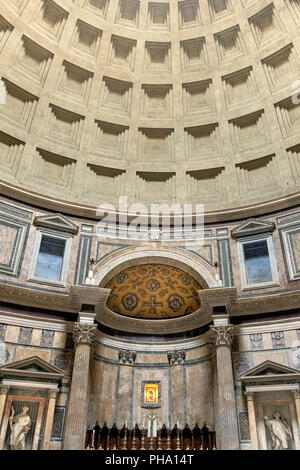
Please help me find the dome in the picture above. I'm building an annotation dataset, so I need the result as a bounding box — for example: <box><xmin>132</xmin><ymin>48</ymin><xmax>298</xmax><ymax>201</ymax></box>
<box><xmin>0</xmin><ymin>0</ymin><xmax>299</xmax><ymax>220</ymax></box>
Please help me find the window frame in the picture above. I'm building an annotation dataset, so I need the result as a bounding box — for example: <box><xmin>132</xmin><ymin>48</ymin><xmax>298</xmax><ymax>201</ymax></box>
<box><xmin>237</xmin><ymin>234</ymin><xmax>279</xmax><ymax>290</ymax></box>
<box><xmin>28</xmin><ymin>228</ymin><xmax>72</xmax><ymax>287</ymax></box>
<box><xmin>280</xmin><ymin>226</ymin><xmax>300</xmax><ymax>281</ymax></box>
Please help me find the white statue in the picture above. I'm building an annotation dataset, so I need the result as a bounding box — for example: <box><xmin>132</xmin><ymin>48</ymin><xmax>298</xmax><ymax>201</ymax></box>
<box><xmin>264</xmin><ymin>411</ymin><xmax>293</xmax><ymax>450</ymax></box>
<box><xmin>9</xmin><ymin>406</ymin><xmax>31</xmax><ymax>450</ymax></box>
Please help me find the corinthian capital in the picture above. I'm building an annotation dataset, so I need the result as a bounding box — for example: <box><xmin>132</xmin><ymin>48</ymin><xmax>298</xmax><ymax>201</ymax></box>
<box><xmin>168</xmin><ymin>351</ymin><xmax>186</xmax><ymax>365</ymax></box>
<box><xmin>292</xmin><ymin>390</ymin><xmax>300</xmax><ymax>400</ymax></box>
<box><xmin>0</xmin><ymin>385</ymin><xmax>9</xmax><ymax>395</ymax></box>
<box><xmin>210</xmin><ymin>325</ymin><xmax>234</xmax><ymax>348</ymax></box>
<box><xmin>245</xmin><ymin>391</ymin><xmax>255</xmax><ymax>401</ymax></box>
<box><xmin>47</xmin><ymin>388</ymin><xmax>58</xmax><ymax>399</ymax></box>
<box><xmin>73</xmin><ymin>322</ymin><xmax>97</xmax><ymax>346</ymax></box>
<box><xmin>118</xmin><ymin>350</ymin><xmax>136</xmax><ymax>365</ymax></box>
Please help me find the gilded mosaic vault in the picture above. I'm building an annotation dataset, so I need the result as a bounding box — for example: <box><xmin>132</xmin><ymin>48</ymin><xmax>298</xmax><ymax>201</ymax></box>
<box><xmin>105</xmin><ymin>264</ymin><xmax>201</xmax><ymax>319</ymax></box>
<box><xmin>1</xmin><ymin>0</ymin><xmax>300</xmax><ymax>453</ymax></box>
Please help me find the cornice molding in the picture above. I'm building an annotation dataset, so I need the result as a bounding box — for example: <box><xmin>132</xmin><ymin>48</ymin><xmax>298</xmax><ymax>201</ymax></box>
<box><xmin>2</xmin><ymin>283</ymin><xmax>300</xmax><ymax>335</ymax></box>
<box><xmin>1</xmin><ymin>180</ymin><xmax>300</xmax><ymax>224</ymax></box>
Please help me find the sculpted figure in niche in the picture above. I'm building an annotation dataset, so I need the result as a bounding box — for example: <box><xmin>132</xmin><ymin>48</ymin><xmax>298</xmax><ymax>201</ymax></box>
<box><xmin>264</xmin><ymin>411</ymin><xmax>293</xmax><ymax>450</ymax></box>
<box><xmin>9</xmin><ymin>406</ymin><xmax>31</xmax><ymax>450</ymax></box>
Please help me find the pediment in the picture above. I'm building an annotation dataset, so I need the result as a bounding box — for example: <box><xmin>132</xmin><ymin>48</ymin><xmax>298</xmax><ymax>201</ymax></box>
<box><xmin>0</xmin><ymin>356</ymin><xmax>64</xmax><ymax>381</ymax></box>
<box><xmin>240</xmin><ymin>360</ymin><xmax>300</xmax><ymax>383</ymax></box>
<box><xmin>231</xmin><ymin>218</ymin><xmax>275</xmax><ymax>239</ymax></box>
<box><xmin>34</xmin><ymin>213</ymin><xmax>78</xmax><ymax>235</ymax></box>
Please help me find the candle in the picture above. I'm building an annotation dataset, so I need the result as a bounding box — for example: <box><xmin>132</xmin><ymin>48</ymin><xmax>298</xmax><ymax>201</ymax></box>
<box><xmin>142</xmin><ymin>419</ymin><xmax>144</xmax><ymax>429</ymax></box>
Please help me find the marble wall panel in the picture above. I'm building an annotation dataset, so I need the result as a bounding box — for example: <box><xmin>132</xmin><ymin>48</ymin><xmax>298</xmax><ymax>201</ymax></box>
<box><xmin>170</xmin><ymin>364</ymin><xmax>185</xmax><ymax>427</ymax></box>
<box><xmin>14</xmin><ymin>347</ymin><xmax>50</xmax><ymax>362</ymax></box>
<box><xmin>186</xmin><ymin>361</ymin><xmax>214</xmax><ymax>428</ymax></box>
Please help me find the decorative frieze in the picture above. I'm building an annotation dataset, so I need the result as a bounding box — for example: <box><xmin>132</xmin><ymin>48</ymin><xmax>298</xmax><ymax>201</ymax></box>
<box><xmin>250</xmin><ymin>333</ymin><xmax>263</xmax><ymax>350</ymax></box>
<box><xmin>118</xmin><ymin>349</ymin><xmax>136</xmax><ymax>365</ymax></box>
<box><xmin>73</xmin><ymin>322</ymin><xmax>97</xmax><ymax>346</ymax></box>
<box><xmin>41</xmin><ymin>329</ymin><xmax>55</xmax><ymax>347</ymax></box>
<box><xmin>0</xmin><ymin>323</ymin><xmax>6</xmax><ymax>341</ymax></box>
<box><xmin>210</xmin><ymin>325</ymin><xmax>234</xmax><ymax>348</ymax></box>
<box><xmin>18</xmin><ymin>327</ymin><xmax>33</xmax><ymax>345</ymax></box>
<box><xmin>271</xmin><ymin>331</ymin><xmax>285</xmax><ymax>349</ymax></box>
<box><xmin>167</xmin><ymin>351</ymin><xmax>186</xmax><ymax>365</ymax></box>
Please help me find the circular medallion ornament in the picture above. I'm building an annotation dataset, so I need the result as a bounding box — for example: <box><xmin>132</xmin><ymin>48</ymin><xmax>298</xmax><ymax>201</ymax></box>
<box><xmin>179</xmin><ymin>274</ymin><xmax>191</xmax><ymax>286</ymax></box>
<box><xmin>116</xmin><ymin>273</ymin><xmax>128</xmax><ymax>284</ymax></box>
<box><xmin>161</xmin><ymin>268</ymin><xmax>170</xmax><ymax>276</ymax></box>
<box><xmin>167</xmin><ymin>294</ymin><xmax>184</xmax><ymax>313</ymax></box>
<box><xmin>54</xmin><ymin>354</ymin><xmax>69</xmax><ymax>371</ymax></box>
<box><xmin>147</xmin><ymin>279</ymin><xmax>161</xmax><ymax>292</ymax></box>
<box><xmin>138</xmin><ymin>268</ymin><xmax>147</xmax><ymax>275</ymax></box>
<box><xmin>121</xmin><ymin>293</ymin><xmax>138</xmax><ymax>312</ymax></box>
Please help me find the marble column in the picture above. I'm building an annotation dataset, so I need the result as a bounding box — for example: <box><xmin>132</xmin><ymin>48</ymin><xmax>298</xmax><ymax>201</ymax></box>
<box><xmin>63</xmin><ymin>323</ymin><xmax>97</xmax><ymax>450</ymax></box>
<box><xmin>0</xmin><ymin>385</ymin><xmax>9</xmax><ymax>449</ymax></box>
<box><xmin>42</xmin><ymin>389</ymin><xmax>58</xmax><ymax>450</ymax></box>
<box><xmin>245</xmin><ymin>392</ymin><xmax>259</xmax><ymax>450</ymax></box>
<box><xmin>292</xmin><ymin>390</ymin><xmax>300</xmax><ymax>429</ymax></box>
<box><xmin>0</xmin><ymin>385</ymin><xmax>9</xmax><ymax>423</ymax></box>
<box><xmin>210</xmin><ymin>325</ymin><xmax>240</xmax><ymax>450</ymax></box>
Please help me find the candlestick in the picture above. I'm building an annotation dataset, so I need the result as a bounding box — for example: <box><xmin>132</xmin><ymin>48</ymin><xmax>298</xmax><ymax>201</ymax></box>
<box><xmin>140</xmin><ymin>429</ymin><xmax>146</xmax><ymax>451</ymax></box>
<box><xmin>157</xmin><ymin>430</ymin><xmax>162</xmax><ymax>450</ymax></box>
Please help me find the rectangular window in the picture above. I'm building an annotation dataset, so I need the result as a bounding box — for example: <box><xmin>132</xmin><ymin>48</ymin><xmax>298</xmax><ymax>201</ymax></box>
<box><xmin>243</xmin><ymin>240</ymin><xmax>273</xmax><ymax>285</ymax></box>
<box><xmin>34</xmin><ymin>236</ymin><xmax>66</xmax><ymax>282</ymax></box>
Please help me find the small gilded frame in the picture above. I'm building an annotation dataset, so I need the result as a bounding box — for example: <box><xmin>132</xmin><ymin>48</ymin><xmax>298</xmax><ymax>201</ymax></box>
<box><xmin>141</xmin><ymin>381</ymin><xmax>161</xmax><ymax>408</ymax></box>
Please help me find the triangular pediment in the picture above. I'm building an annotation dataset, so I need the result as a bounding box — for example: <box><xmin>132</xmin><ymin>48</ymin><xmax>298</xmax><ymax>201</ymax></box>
<box><xmin>231</xmin><ymin>218</ymin><xmax>275</xmax><ymax>238</ymax></box>
<box><xmin>240</xmin><ymin>360</ymin><xmax>300</xmax><ymax>383</ymax></box>
<box><xmin>0</xmin><ymin>356</ymin><xmax>64</xmax><ymax>380</ymax></box>
<box><xmin>34</xmin><ymin>213</ymin><xmax>78</xmax><ymax>234</ymax></box>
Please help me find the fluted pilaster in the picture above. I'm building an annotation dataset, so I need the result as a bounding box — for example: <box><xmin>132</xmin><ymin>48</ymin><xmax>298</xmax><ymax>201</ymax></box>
<box><xmin>42</xmin><ymin>389</ymin><xmax>58</xmax><ymax>450</ymax></box>
<box><xmin>245</xmin><ymin>392</ymin><xmax>259</xmax><ymax>450</ymax></box>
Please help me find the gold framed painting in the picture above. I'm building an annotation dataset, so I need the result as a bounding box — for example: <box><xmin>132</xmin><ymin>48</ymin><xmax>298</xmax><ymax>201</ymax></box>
<box><xmin>141</xmin><ymin>381</ymin><xmax>161</xmax><ymax>408</ymax></box>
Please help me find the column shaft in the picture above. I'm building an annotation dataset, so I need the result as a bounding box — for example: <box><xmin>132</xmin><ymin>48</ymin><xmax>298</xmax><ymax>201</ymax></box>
<box><xmin>0</xmin><ymin>387</ymin><xmax>9</xmax><ymax>426</ymax></box>
<box><xmin>293</xmin><ymin>391</ymin><xmax>300</xmax><ymax>425</ymax></box>
<box><xmin>42</xmin><ymin>390</ymin><xmax>58</xmax><ymax>450</ymax></box>
<box><xmin>215</xmin><ymin>345</ymin><xmax>240</xmax><ymax>450</ymax></box>
<box><xmin>245</xmin><ymin>393</ymin><xmax>259</xmax><ymax>450</ymax></box>
<box><xmin>63</xmin><ymin>323</ymin><xmax>96</xmax><ymax>450</ymax></box>
<box><xmin>0</xmin><ymin>386</ymin><xmax>9</xmax><ymax>450</ymax></box>
<box><xmin>210</xmin><ymin>324</ymin><xmax>239</xmax><ymax>450</ymax></box>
